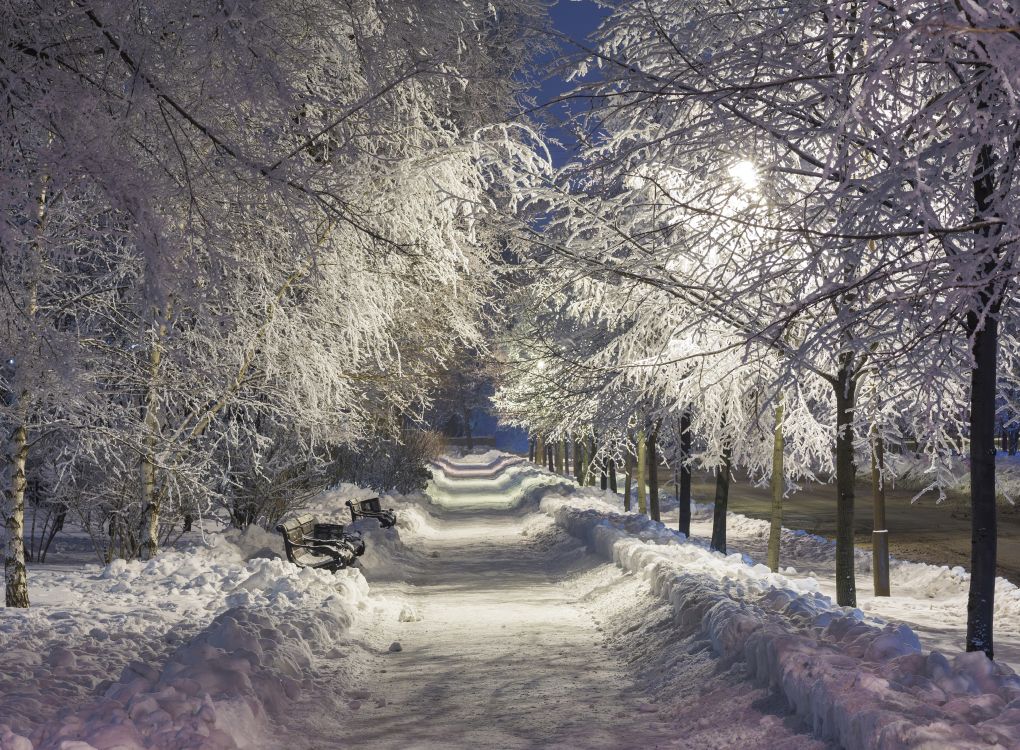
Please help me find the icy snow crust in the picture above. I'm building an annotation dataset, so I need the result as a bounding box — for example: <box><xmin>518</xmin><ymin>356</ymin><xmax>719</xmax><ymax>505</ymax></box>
<box><xmin>0</xmin><ymin>485</ymin><xmax>430</xmax><ymax>750</ymax></box>
<box><xmin>528</xmin><ymin>483</ymin><xmax>1020</xmax><ymax>748</ymax></box>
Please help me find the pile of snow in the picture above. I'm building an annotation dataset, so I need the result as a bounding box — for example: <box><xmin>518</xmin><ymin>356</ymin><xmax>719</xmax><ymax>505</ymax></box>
<box><xmin>301</xmin><ymin>482</ymin><xmax>380</xmax><ymax>519</ymax></box>
<box><xmin>352</xmin><ymin>494</ymin><xmax>437</xmax><ymax>578</ymax></box>
<box><xmin>716</xmin><ymin>504</ymin><xmax>1020</xmax><ymax>659</ymax></box>
<box><xmin>1</xmin><ymin>513</ymin><xmax>372</xmax><ymax>749</ymax></box>
<box><xmin>542</xmin><ymin>490</ymin><xmax>1020</xmax><ymax>749</ymax></box>
<box><xmin>678</xmin><ymin>499</ymin><xmax>1020</xmax><ymax>625</ymax></box>
<box><xmin>880</xmin><ymin>558</ymin><xmax>1020</xmax><ymax>626</ymax></box>
<box><xmin>24</xmin><ymin>598</ymin><xmax>360</xmax><ymax>750</ymax></box>
<box><xmin>284</xmin><ymin>483</ymin><xmax>444</xmax><ymax>579</ymax></box>
<box><xmin>580</xmin><ymin>469</ymin><xmax>1020</xmax><ymax>667</ymax></box>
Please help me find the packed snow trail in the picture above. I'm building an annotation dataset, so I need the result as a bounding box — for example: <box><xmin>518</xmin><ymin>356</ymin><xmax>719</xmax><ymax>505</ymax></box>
<box><xmin>296</xmin><ymin>456</ymin><xmax>829</xmax><ymax>750</ymax></box>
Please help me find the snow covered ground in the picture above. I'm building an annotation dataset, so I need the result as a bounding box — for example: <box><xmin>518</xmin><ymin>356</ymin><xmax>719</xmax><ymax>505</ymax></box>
<box><xmin>583</xmin><ymin>484</ymin><xmax>1020</xmax><ymax>673</ymax></box>
<box><xmin>517</xmin><ymin>466</ymin><xmax>1020</xmax><ymax>748</ymax></box>
<box><xmin>680</xmin><ymin>503</ymin><xmax>1020</xmax><ymax>672</ymax></box>
<box><xmin>328</xmin><ymin>458</ymin><xmax>831</xmax><ymax>749</ymax></box>
<box><xmin>4</xmin><ymin>453</ymin><xmax>1019</xmax><ymax>749</ymax></box>
<box><xmin>0</xmin><ymin>489</ymin><xmax>414</xmax><ymax>750</ymax></box>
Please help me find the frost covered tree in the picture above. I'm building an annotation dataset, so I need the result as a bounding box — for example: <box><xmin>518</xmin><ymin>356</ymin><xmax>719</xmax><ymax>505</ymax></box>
<box><xmin>511</xmin><ymin>0</ymin><xmax>1020</xmax><ymax>659</ymax></box>
<box><xmin>2</xmin><ymin>0</ymin><xmax>550</xmax><ymax>606</ymax></box>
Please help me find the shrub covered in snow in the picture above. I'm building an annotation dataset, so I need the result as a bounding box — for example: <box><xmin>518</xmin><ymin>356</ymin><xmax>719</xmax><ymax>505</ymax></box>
<box><xmin>328</xmin><ymin>430</ymin><xmax>444</xmax><ymax>495</ymax></box>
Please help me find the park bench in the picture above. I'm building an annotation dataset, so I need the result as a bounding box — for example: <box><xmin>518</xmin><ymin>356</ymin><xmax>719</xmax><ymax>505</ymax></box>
<box><xmin>346</xmin><ymin>497</ymin><xmax>397</xmax><ymax>529</ymax></box>
<box><xmin>275</xmin><ymin>514</ymin><xmax>365</xmax><ymax>571</ymax></box>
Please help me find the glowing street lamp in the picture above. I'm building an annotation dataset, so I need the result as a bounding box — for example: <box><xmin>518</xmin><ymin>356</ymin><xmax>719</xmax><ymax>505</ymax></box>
<box><xmin>728</xmin><ymin>159</ymin><xmax>759</xmax><ymax>189</ymax></box>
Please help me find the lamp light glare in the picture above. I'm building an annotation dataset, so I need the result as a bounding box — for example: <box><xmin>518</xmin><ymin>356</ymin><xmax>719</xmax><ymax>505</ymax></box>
<box><xmin>729</xmin><ymin>160</ymin><xmax>759</xmax><ymax>189</ymax></box>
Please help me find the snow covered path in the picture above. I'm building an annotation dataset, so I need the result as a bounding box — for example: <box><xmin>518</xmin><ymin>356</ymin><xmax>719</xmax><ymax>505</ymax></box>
<box><xmin>13</xmin><ymin>453</ymin><xmax>1015</xmax><ymax>748</ymax></box>
<box><xmin>344</xmin><ymin>513</ymin><xmax>667</xmax><ymax>749</ymax></box>
<box><xmin>307</xmin><ymin>460</ymin><xmax>830</xmax><ymax>750</ymax></box>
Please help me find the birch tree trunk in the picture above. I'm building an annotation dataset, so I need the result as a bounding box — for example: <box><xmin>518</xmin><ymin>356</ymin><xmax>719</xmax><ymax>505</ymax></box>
<box><xmin>4</xmin><ymin>175</ymin><xmax>48</xmax><ymax>608</ymax></box>
<box><xmin>767</xmin><ymin>400</ymin><xmax>785</xmax><ymax>572</ymax></box>
<box><xmin>139</xmin><ymin>313</ymin><xmax>168</xmax><ymax>560</ymax></box>
<box><xmin>4</xmin><ymin>422</ymin><xmax>30</xmax><ymax>607</ymax></box>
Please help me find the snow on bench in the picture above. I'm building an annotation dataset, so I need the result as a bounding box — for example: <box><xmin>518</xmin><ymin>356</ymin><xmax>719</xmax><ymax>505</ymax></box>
<box><xmin>276</xmin><ymin>514</ymin><xmax>365</xmax><ymax>571</ymax></box>
<box><xmin>346</xmin><ymin>497</ymin><xmax>397</xmax><ymax>529</ymax></box>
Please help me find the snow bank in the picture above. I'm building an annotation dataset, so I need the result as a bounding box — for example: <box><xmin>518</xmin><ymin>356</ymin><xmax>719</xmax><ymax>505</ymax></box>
<box><xmin>586</xmin><ymin>475</ymin><xmax>1020</xmax><ymax>664</ymax></box>
<box><xmin>2</xmin><ymin>518</ymin><xmax>372</xmax><ymax>749</ymax></box>
<box><xmin>882</xmin><ymin>558</ymin><xmax>1020</xmax><ymax>627</ymax></box>
<box><xmin>673</xmin><ymin>492</ymin><xmax>1020</xmax><ymax>627</ymax></box>
<box><xmin>542</xmin><ymin>491</ymin><xmax>1020</xmax><ymax>749</ymax></box>
<box><xmin>24</xmin><ymin>600</ymin><xmax>359</xmax><ymax>750</ymax></box>
<box><xmin>350</xmin><ymin>493</ymin><xmax>438</xmax><ymax>577</ymax></box>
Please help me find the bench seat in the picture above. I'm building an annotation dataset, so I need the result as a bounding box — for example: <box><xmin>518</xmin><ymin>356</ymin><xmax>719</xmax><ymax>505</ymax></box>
<box><xmin>346</xmin><ymin>497</ymin><xmax>397</xmax><ymax>529</ymax></box>
<box><xmin>276</xmin><ymin>513</ymin><xmax>364</xmax><ymax>571</ymax></box>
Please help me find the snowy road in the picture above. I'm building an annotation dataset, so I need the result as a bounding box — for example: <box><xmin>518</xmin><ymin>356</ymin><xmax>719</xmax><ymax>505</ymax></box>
<box><xmin>299</xmin><ymin>460</ymin><xmax>831</xmax><ymax>750</ymax></box>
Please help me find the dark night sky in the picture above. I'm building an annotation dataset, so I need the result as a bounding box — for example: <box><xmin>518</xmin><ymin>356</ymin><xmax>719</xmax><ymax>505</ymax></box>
<box><xmin>532</xmin><ymin>0</ymin><xmax>611</xmax><ymax>167</ymax></box>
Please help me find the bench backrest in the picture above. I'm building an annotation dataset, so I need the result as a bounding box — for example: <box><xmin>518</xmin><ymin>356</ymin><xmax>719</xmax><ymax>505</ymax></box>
<box><xmin>313</xmin><ymin>522</ymin><xmax>346</xmax><ymax>540</ymax></box>
<box><xmin>277</xmin><ymin>514</ymin><xmax>317</xmax><ymax>544</ymax></box>
<box><xmin>358</xmin><ymin>498</ymin><xmax>382</xmax><ymax>513</ymax></box>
